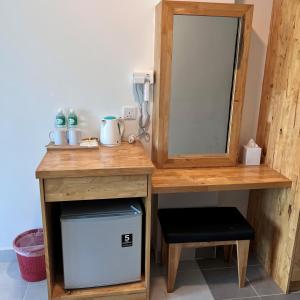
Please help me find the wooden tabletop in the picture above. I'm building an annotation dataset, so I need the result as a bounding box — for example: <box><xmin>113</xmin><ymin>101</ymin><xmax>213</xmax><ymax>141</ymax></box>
<box><xmin>152</xmin><ymin>165</ymin><xmax>292</xmax><ymax>193</ymax></box>
<box><xmin>36</xmin><ymin>142</ymin><xmax>154</xmax><ymax>179</ymax></box>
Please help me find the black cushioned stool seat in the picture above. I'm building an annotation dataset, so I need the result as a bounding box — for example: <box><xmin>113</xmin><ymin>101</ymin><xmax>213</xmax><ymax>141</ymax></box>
<box><xmin>158</xmin><ymin>207</ymin><xmax>255</xmax><ymax>244</ymax></box>
<box><xmin>158</xmin><ymin>207</ymin><xmax>255</xmax><ymax>293</ymax></box>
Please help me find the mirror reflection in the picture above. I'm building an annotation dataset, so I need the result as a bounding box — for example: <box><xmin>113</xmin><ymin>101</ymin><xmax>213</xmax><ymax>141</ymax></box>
<box><xmin>168</xmin><ymin>15</ymin><xmax>240</xmax><ymax>156</ymax></box>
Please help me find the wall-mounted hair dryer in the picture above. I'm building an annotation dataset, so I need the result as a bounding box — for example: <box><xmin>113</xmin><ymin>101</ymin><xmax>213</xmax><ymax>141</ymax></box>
<box><xmin>143</xmin><ymin>79</ymin><xmax>150</xmax><ymax>102</ymax></box>
<box><xmin>133</xmin><ymin>71</ymin><xmax>154</xmax><ymax>102</ymax></box>
<box><xmin>132</xmin><ymin>71</ymin><xmax>154</xmax><ymax>142</ymax></box>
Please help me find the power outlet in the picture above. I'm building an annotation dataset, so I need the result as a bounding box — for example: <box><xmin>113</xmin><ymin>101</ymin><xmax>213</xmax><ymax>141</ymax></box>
<box><xmin>122</xmin><ymin>106</ymin><xmax>137</xmax><ymax>120</ymax></box>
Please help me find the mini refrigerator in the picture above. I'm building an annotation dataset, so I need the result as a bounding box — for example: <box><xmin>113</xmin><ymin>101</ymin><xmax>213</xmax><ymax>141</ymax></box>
<box><xmin>60</xmin><ymin>199</ymin><xmax>143</xmax><ymax>289</ymax></box>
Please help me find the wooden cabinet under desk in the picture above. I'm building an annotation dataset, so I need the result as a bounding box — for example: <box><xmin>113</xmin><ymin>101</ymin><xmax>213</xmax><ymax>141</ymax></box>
<box><xmin>151</xmin><ymin>165</ymin><xmax>292</xmax><ymax>273</ymax></box>
<box><xmin>36</xmin><ymin>143</ymin><xmax>154</xmax><ymax>300</ymax></box>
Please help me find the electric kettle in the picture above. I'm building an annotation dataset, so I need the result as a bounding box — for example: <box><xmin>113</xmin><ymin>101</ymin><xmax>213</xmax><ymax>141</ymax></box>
<box><xmin>100</xmin><ymin>116</ymin><xmax>124</xmax><ymax>147</ymax></box>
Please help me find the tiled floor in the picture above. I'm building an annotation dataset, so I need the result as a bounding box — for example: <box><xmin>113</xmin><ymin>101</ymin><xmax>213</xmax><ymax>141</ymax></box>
<box><xmin>1</xmin><ymin>250</ymin><xmax>300</xmax><ymax>300</ymax></box>
<box><xmin>151</xmin><ymin>251</ymin><xmax>300</xmax><ymax>300</ymax></box>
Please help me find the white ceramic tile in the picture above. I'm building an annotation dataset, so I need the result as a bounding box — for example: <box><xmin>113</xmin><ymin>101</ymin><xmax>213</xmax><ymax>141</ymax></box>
<box><xmin>0</xmin><ymin>261</ymin><xmax>27</xmax><ymax>288</ymax></box>
<box><xmin>178</xmin><ymin>260</ymin><xmax>202</xmax><ymax>272</ymax></box>
<box><xmin>24</xmin><ymin>281</ymin><xmax>48</xmax><ymax>300</ymax></box>
<box><xmin>166</xmin><ymin>269</ymin><xmax>214</xmax><ymax>300</ymax></box>
<box><xmin>151</xmin><ymin>263</ymin><xmax>214</xmax><ymax>300</ymax></box>
<box><xmin>260</xmin><ymin>292</ymin><xmax>300</xmax><ymax>299</ymax></box>
<box><xmin>197</xmin><ymin>248</ymin><xmax>236</xmax><ymax>271</ymax></box>
<box><xmin>202</xmin><ymin>268</ymin><xmax>257</xmax><ymax>300</ymax></box>
<box><xmin>27</xmin><ymin>279</ymin><xmax>47</xmax><ymax>287</ymax></box>
<box><xmin>0</xmin><ymin>284</ymin><xmax>27</xmax><ymax>300</ymax></box>
<box><xmin>0</xmin><ymin>250</ymin><xmax>16</xmax><ymax>263</ymax></box>
<box><xmin>246</xmin><ymin>266</ymin><xmax>283</xmax><ymax>296</ymax></box>
<box><xmin>152</xmin><ymin>259</ymin><xmax>203</xmax><ymax>277</ymax></box>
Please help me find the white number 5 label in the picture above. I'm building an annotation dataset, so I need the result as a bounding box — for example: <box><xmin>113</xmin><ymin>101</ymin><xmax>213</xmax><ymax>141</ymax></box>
<box><xmin>122</xmin><ymin>234</ymin><xmax>133</xmax><ymax>247</ymax></box>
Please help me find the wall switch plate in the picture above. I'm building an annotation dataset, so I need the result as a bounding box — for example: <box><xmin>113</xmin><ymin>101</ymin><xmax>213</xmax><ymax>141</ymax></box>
<box><xmin>122</xmin><ymin>106</ymin><xmax>137</xmax><ymax>120</ymax></box>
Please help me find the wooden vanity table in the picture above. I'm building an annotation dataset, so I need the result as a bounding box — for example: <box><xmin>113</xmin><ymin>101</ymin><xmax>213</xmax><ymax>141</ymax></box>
<box><xmin>151</xmin><ymin>165</ymin><xmax>292</xmax><ymax>261</ymax></box>
<box><xmin>36</xmin><ymin>142</ymin><xmax>154</xmax><ymax>300</ymax></box>
<box><xmin>151</xmin><ymin>1</ymin><xmax>295</xmax><ymax>293</ymax></box>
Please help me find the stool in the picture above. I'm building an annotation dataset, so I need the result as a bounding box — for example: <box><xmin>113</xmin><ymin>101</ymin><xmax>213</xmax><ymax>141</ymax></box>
<box><xmin>158</xmin><ymin>207</ymin><xmax>255</xmax><ymax>293</ymax></box>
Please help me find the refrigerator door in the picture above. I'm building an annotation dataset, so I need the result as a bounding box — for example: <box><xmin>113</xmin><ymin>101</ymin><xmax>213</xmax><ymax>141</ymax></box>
<box><xmin>60</xmin><ymin>200</ymin><xmax>142</xmax><ymax>289</ymax></box>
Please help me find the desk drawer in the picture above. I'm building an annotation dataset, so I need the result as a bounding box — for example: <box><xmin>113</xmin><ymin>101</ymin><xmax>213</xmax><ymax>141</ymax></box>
<box><xmin>44</xmin><ymin>175</ymin><xmax>148</xmax><ymax>202</ymax></box>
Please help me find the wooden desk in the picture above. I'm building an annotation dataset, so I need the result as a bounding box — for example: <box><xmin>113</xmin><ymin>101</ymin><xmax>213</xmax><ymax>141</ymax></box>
<box><xmin>36</xmin><ymin>143</ymin><xmax>154</xmax><ymax>300</ymax></box>
<box><xmin>151</xmin><ymin>165</ymin><xmax>292</xmax><ymax>263</ymax></box>
<box><xmin>152</xmin><ymin>165</ymin><xmax>292</xmax><ymax>194</ymax></box>
<box><xmin>36</xmin><ymin>142</ymin><xmax>292</xmax><ymax>299</ymax></box>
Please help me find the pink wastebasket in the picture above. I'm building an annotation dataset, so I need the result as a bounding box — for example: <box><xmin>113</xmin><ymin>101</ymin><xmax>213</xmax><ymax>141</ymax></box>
<box><xmin>13</xmin><ymin>228</ymin><xmax>46</xmax><ymax>282</ymax></box>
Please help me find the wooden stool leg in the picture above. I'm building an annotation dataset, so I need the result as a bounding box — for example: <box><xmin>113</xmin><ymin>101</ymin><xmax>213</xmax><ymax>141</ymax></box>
<box><xmin>224</xmin><ymin>245</ymin><xmax>234</xmax><ymax>263</ymax></box>
<box><xmin>237</xmin><ymin>240</ymin><xmax>250</xmax><ymax>288</ymax></box>
<box><xmin>167</xmin><ymin>244</ymin><xmax>182</xmax><ymax>293</ymax></box>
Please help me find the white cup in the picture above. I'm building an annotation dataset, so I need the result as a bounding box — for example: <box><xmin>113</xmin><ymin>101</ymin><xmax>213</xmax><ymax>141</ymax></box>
<box><xmin>68</xmin><ymin>129</ymin><xmax>82</xmax><ymax>145</ymax></box>
<box><xmin>49</xmin><ymin>129</ymin><xmax>68</xmax><ymax>145</ymax></box>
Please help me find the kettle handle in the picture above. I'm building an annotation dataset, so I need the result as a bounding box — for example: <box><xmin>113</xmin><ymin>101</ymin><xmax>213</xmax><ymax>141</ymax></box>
<box><xmin>118</xmin><ymin>118</ymin><xmax>125</xmax><ymax>137</ymax></box>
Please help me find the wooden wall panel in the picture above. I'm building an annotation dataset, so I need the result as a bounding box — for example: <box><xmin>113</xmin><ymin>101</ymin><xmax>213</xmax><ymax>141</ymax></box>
<box><xmin>247</xmin><ymin>0</ymin><xmax>300</xmax><ymax>292</ymax></box>
<box><xmin>291</xmin><ymin>220</ymin><xmax>300</xmax><ymax>282</ymax></box>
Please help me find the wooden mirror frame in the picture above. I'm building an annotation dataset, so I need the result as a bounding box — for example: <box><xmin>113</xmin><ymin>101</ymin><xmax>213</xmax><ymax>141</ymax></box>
<box><xmin>152</xmin><ymin>1</ymin><xmax>253</xmax><ymax>168</ymax></box>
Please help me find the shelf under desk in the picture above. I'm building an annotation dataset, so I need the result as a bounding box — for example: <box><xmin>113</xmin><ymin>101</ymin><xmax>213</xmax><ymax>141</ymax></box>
<box><xmin>152</xmin><ymin>165</ymin><xmax>292</xmax><ymax>194</ymax></box>
<box><xmin>52</xmin><ymin>275</ymin><xmax>146</xmax><ymax>300</ymax></box>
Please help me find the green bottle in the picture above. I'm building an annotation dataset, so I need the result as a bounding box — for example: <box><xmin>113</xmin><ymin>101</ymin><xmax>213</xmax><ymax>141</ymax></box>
<box><xmin>68</xmin><ymin>108</ymin><xmax>78</xmax><ymax>128</ymax></box>
<box><xmin>55</xmin><ymin>108</ymin><xmax>66</xmax><ymax>128</ymax></box>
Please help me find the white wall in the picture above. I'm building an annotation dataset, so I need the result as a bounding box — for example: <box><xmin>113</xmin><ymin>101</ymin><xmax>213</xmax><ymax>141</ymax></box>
<box><xmin>237</xmin><ymin>0</ymin><xmax>274</xmax><ymax>146</ymax></box>
<box><xmin>0</xmin><ymin>0</ymin><xmax>160</xmax><ymax>249</ymax></box>
<box><xmin>218</xmin><ymin>0</ymin><xmax>274</xmax><ymax>216</ymax></box>
<box><xmin>158</xmin><ymin>0</ymin><xmax>274</xmax><ymax>256</ymax></box>
<box><xmin>0</xmin><ymin>0</ymin><xmax>271</xmax><ymax>250</ymax></box>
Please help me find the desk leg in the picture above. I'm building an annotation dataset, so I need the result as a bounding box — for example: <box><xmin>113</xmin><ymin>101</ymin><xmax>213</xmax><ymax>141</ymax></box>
<box><xmin>39</xmin><ymin>180</ymin><xmax>54</xmax><ymax>300</ymax></box>
<box><xmin>145</xmin><ymin>176</ymin><xmax>152</xmax><ymax>300</ymax></box>
<box><xmin>152</xmin><ymin>194</ymin><xmax>160</xmax><ymax>264</ymax></box>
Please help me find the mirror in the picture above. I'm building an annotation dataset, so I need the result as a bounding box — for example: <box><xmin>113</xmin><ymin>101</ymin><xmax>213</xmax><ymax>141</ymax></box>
<box><xmin>153</xmin><ymin>1</ymin><xmax>253</xmax><ymax>168</ymax></box>
<box><xmin>168</xmin><ymin>15</ymin><xmax>240</xmax><ymax>156</ymax></box>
